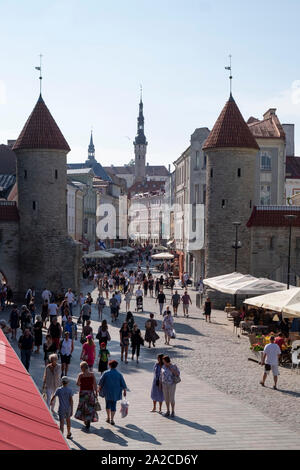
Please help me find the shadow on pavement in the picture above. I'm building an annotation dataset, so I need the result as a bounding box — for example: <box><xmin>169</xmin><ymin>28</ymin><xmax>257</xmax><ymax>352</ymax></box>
<box><xmin>92</xmin><ymin>427</ymin><xmax>128</xmax><ymax>446</ymax></box>
<box><xmin>115</xmin><ymin>423</ymin><xmax>161</xmax><ymax>445</ymax></box>
<box><xmin>171</xmin><ymin>416</ymin><xmax>217</xmax><ymax>435</ymax></box>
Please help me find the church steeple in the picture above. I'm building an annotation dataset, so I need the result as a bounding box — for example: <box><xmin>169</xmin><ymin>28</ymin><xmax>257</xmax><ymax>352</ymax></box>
<box><xmin>88</xmin><ymin>130</ymin><xmax>95</xmax><ymax>160</ymax></box>
<box><xmin>134</xmin><ymin>92</ymin><xmax>148</xmax><ymax>182</ymax></box>
<box><xmin>134</xmin><ymin>95</ymin><xmax>147</xmax><ymax>145</ymax></box>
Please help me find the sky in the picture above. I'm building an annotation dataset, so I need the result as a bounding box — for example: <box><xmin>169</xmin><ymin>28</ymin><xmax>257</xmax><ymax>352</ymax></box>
<box><xmin>0</xmin><ymin>0</ymin><xmax>300</xmax><ymax>169</ymax></box>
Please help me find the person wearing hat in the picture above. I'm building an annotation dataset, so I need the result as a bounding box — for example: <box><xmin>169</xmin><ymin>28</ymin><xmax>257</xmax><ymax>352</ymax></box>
<box><xmin>98</xmin><ymin>342</ymin><xmax>110</xmax><ymax>375</ymax></box>
<box><xmin>51</xmin><ymin>376</ymin><xmax>73</xmax><ymax>439</ymax></box>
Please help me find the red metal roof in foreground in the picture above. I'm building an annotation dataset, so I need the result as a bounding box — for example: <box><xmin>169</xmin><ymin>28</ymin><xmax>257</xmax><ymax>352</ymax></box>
<box><xmin>13</xmin><ymin>95</ymin><xmax>70</xmax><ymax>152</ymax></box>
<box><xmin>247</xmin><ymin>206</ymin><xmax>300</xmax><ymax>228</ymax></box>
<box><xmin>0</xmin><ymin>329</ymin><xmax>69</xmax><ymax>450</ymax></box>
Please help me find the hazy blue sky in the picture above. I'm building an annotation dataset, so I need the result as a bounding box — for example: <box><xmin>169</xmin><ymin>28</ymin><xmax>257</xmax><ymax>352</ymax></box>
<box><xmin>0</xmin><ymin>0</ymin><xmax>300</xmax><ymax>168</ymax></box>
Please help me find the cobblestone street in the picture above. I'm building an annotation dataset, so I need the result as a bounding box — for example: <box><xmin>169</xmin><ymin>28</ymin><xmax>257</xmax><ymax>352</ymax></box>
<box><xmin>2</xmin><ymin>263</ymin><xmax>300</xmax><ymax>450</ymax></box>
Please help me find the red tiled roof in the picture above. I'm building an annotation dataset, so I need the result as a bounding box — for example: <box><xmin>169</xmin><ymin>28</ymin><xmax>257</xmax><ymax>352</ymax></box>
<box><xmin>0</xmin><ymin>201</ymin><xmax>19</xmax><ymax>221</ymax></box>
<box><xmin>13</xmin><ymin>95</ymin><xmax>70</xmax><ymax>152</ymax></box>
<box><xmin>286</xmin><ymin>156</ymin><xmax>300</xmax><ymax>179</ymax></box>
<box><xmin>247</xmin><ymin>206</ymin><xmax>300</xmax><ymax>227</ymax></box>
<box><xmin>248</xmin><ymin>109</ymin><xmax>285</xmax><ymax>140</ymax></box>
<box><xmin>203</xmin><ymin>94</ymin><xmax>259</xmax><ymax>151</ymax></box>
<box><xmin>128</xmin><ymin>179</ymin><xmax>165</xmax><ymax>197</ymax></box>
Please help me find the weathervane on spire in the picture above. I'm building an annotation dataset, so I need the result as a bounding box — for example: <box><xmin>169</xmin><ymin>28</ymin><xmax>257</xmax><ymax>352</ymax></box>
<box><xmin>140</xmin><ymin>83</ymin><xmax>143</xmax><ymax>102</ymax></box>
<box><xmin>35</xmin><ymin>54</ymin><xmax>43</xmax><ymax>95</ymax></box>
<box><xmin>225</xmin><ymin>54</ymin><xmax>232</xmax><ymax>95</ymax></box>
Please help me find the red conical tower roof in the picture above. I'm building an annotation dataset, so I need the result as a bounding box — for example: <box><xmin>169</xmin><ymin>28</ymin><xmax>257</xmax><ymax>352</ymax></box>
<box><xmin>203</xmin><ymin>94</ymin><xmax>259</xmax><ymax>151</ymax></box>
<box><xmin>13</xmin><ymin>95</ymin><xmax>70</xmax><ymax>152</ymax></box>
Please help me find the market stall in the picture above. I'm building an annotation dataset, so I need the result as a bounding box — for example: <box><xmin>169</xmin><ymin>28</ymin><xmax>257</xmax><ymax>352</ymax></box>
<box><xmin>244</xmin><ymin>288</ymin><xmax>300</xmax><ymax>364</ymax></box>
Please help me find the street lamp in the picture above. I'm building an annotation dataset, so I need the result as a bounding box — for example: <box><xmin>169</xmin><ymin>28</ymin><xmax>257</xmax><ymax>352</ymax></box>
<box><xmin>232</xmin><ymin>222</ymin><xmax>242</xmax><ymax>307</ymax></box>
<box><xmin>284</xmin><ymin>214</ymin><xmax>297</xmax><ymax>289</ymax></box>
<box><xmin>232</xmin><ymin>222</ymin><xmax>242</xmax><ymax>272</ymax></box>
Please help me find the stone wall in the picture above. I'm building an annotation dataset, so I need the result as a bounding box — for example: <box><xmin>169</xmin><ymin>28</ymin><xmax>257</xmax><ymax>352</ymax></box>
<box><xmin>250</xmin><ymin>225</ymin><xmax>300</xmax><ymax>285</ymax></box>
<box><xmin>0</xmin><ymin>220</ymin><xmax>19</xmax><ymax>294</ymax></box>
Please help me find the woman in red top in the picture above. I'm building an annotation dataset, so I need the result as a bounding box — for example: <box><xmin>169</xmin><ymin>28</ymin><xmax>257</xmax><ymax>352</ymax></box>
<box><xmin>75</xmin><ymin>361</ymin><xmax>98</xmax><ymax>431</ymax></box>
<box><xmin>80</xmin><ymin>335</ymin><xmax>96</xmax><ymax>371</ymax></box>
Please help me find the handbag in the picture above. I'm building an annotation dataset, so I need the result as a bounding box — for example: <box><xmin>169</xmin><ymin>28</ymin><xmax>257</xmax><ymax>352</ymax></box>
<box><xmin>94</xmin><ymin>397</ymin><xmax>101</xmax><ymax>411</ymax></box>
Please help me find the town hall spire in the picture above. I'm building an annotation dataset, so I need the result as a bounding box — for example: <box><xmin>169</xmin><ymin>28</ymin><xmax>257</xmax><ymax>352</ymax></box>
<box><xmin>134</xmin><ymin>89</ymin><xmax>148</xmax><ymax>182</ymax></box>
<box><xmin>88</xmin><ymin>130</ymin><xmax>95</xmax><ymax>160</ymax></box>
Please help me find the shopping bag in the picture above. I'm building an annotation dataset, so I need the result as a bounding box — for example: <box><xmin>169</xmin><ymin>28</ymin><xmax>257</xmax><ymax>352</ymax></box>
<box><xmin>171</xmin><ymin>329</ymin><xmax>176</xmax><ymax>339</ymax></box>
<box><xmin>120</xmin><ymin>398</ymin><xmax>129</xmax><ymax>418</ymax></box>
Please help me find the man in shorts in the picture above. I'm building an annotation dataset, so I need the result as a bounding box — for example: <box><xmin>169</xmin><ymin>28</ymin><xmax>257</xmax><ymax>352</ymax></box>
<box><xmin>181</xmin><ymin>291</ymin><xmax>192</xmax><ymax>318</ymax></box>
<box><xmin>51</xmin><ymin>376</ymin><xmax>73</xmax><ymax>439</ymax></box>
<box><xmin>81</xmin><ymin>300</ymin><xmax>91</xmax><ymax>328</ymax></box>
<box><xmin>260</xmin><ymin>336</ymin><xmax>281</xmax><ymax>390</ymax></box>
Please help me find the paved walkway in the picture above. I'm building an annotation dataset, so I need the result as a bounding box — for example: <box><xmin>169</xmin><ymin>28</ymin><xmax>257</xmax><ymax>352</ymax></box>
<box><xmin>3</xmin><ymin>264</ymin><xmax>300</xmax><ymax>449</ymax></box>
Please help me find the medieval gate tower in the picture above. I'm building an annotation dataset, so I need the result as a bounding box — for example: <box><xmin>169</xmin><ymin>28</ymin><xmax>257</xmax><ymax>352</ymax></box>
<box><xmin>203</xmin><ymin>94</ymin><xmax>259</xmax><ymax>306</ymax></box>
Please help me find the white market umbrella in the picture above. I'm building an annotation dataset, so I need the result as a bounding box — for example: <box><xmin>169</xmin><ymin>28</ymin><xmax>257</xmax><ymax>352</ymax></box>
<box><xmin>244</xmin><ymin>287</ymin><xmax>300</xmax><ymax>312</ymax></box>
<box><xmin>151</xmin><ymin>252</ymin><xmax>174</xmax><ymax>260</ymax></box>
<box><xmin>83</xmin><ymin>250</ymin><xmax>115</xmax><ymax>259</ymax></box>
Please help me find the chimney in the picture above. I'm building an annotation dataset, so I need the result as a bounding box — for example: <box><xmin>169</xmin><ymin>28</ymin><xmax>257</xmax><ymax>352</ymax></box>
<box><xmin>263</xmin><ymin>108</ymin><xmax>277</xmax><ymax>120</ymax></box>
<box><xmin>282</xmin><ymin>124</ymin><xmax>295</xmax><ymax>156</ymax></box>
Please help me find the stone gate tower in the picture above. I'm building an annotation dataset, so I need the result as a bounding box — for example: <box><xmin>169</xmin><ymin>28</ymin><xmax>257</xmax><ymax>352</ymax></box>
<box><xmin>134</xmin><ymin>96</ymin><xmax>147</xmax><ymax>182</ymax></box>
<box><xmin>13</xmin><ymin>94</ymin><xmax>81</xmax><ymax>295</ymax></box>
<box><xmin>203</xmin><ymin>94</ymin><xmax>259</xmax><ymax>305</ymax></box>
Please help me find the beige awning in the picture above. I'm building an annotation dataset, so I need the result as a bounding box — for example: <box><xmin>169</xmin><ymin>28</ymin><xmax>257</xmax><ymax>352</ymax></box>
<box><xmin>83</xmin><ymin>250</ymin><xmax>115</xmax><ymax>259</ymax></box>
<box><xmin>204</xmin><ymin>272</ymin><xmax>287</xmax><ymax>295</ymax></box>
<box><xmin>244</xmin><ymin>287</ymin><xmax>300</xmax><ymax>314</ymax></box>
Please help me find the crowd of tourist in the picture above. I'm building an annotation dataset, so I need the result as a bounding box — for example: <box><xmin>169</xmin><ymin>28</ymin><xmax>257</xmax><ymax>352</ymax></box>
<box><xmin>0</xmin><ymin>257</ymin><xmax>185</xmax><ymax>439</ymax></box>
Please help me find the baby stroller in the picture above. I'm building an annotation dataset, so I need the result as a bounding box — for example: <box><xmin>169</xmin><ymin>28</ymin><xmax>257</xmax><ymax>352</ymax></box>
<box><xmin>136</xmin><ymin>296</ymin><xmax>143</xmax><ymax>312</ymax></box>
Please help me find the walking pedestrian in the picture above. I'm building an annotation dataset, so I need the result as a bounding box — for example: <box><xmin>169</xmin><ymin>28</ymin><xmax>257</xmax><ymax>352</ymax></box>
<box><xmin>181</xmin><ymin>291</ymin><xmax>192</xmax><ymax>318</ymax></box>
<box><xmin>9</xmin><ymin>304</ymin><xmax>20</xmax><ymax>340</ymax></box>
<box><xmin>120</xmin><ymin>322</ymin><xmax>130</xmax><ymax>363</ymax></box>
<box><xmin>75</xmin><ymin>361</ymin><xmax>98</xmax><ymax>431</ymax></box>
<box><xmin>204</xmin><ymin>297</ymin><xmax>212</xmax><ymax>323</ymax></box>
<box><xmin>96</xmin><ymin>320</ymin><xmax>111</xmax><ymax>346</ymax></box>
<box><xmin>160</xmin><ymin>355</ymin><xmax>180</xmax><ymax>417</ymax></box>
<box><xmin>80</xmin><ymin>335</ymin><xmax>96</xmax><ymax>371</ymax></box>
<box><xmin>131</xmin><ymin>323</ymin><xmax>144</xmax><ymax>363</ymax></box>
<box><xmin>151</xmin><ymin>354</ymin><xmax>164</xmax><ymax>413</ymax></box>
<box><xmin>260</xmin><ymin>336</ymin><xmax>281</xmax><ymax>390</ymax></box>
<box><xmin>18</xmin><ymin>328</ymin><xmax>34</xmax><ymax>371</ymax></box>
<box><xmin>81</xmin><ymin>300</ymin><xmax>91</xmax><ymax>328</ymax></box>
<box><xmin>33</xmin><ymin>315</ymin><xmax>43</xmax><ymax>353</ymax></box>
<box><xmin>171</xmin><ymin>290</ymin><xmax>181</xmax><ymax>317</ymax></box>
<box><xmin>65</xmin><ymin>288</ymin><xmax>75</xmax><ymax>315</ymax></box>
<box><xmin>145</xmin><ymin>313</ymin><xmax>159</xmax><ymax>348</ymax></box>
<box><xmin>48</xmin><ymin>317</ymin><xmax>62</xmax><ymax>351</ymax></box>
<box><xmin>96</xmin><ymin>294</ymin><xmax>106</xmax><ymax>320</ymax></box>
<box><xmin>109</xmin><ymin>294</ymin><xmax>119</xmax><ymax>323</ymax></box>
<box><xmin>42</xmin><ymin>353</ymin><xmax>61</xmax><ymax>411</ymax></box>
<box><xmin>125</xmin><ymin>291</ymin><xmax>132</xmax><ymax>313</ymax></box>
<box><xmin>98</xmin><ymin>360</ymin><xmax>127</xmax><ymax>426</ymax></box>
<box><xmin>51</xmin><ymin>376</ymin><xmax>73</xmax><ymax>439</ymax></box>
<box><xmin>156</xmin><ymin>289</ymin><xmax>166</xmax><ymax>315</ymax></box>
<box><xmin>41</xmin><ymin>299</ymin><xmax>49</xmax><ymax>328</ymax></box>
<box><xmin>98</xmin><ymin>342</ymin><xmax>110</xmax><ymax>375</ymax></box>
<box><xmin>43</xmin><ymin>334</ymin><xmax>57</xmax><ymax>366</ymax></box>
<box><xmin>162</xmin><ymin>309</ymin><xmax>174</xmax><ymax>345</ymax></box>
<box><xmin>60</xmin><ymin>331</ymin><xmax>74</xmax><ymax>376</ymax></box>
